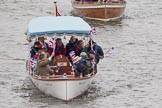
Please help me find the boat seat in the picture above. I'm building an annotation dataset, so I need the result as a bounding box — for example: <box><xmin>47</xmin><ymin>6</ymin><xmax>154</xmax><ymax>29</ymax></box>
<box><xmin>53</xmin><ymin>55</ymin><xmax>72</xmax><ymax>73</ymax></box>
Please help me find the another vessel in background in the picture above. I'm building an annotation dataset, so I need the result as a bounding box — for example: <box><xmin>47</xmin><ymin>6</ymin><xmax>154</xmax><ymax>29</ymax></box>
<box><xmin>72</xmin><ymin>0</ymin><xmax>126</xmax><ymax>21</ymax></box>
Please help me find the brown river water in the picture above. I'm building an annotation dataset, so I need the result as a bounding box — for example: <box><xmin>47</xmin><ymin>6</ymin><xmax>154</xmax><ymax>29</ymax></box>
<box><xmin>0</xmin><ymin>0</ymin><xmax>162</xmax><ymax>107</ymax></box>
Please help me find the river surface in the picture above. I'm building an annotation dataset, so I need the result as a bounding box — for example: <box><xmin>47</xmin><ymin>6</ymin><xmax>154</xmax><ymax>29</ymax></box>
<box><xmin>0</xmin><ymin>0</ymin><xmax>162</xmax><ymax>108</ymax></box>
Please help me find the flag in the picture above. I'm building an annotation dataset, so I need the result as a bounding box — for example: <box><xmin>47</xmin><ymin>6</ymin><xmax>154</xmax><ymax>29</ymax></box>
<box><xmin>48</xmin><ymin>38</ymin><xmax>56</xmax><ymax>49</ymax></box>
<box><xmin>92</xmin><ymin>27</ymin><xmax>96</xmax><ymax>35</ymax></box>
<box><xmin>91</xmin><ymin>58</ymin><xmax>96</xmax><ymax>70</ymax></box>
<box><xmin>33</xmin><ymin>53</ymin><xmax>39</xmax><ymax>59</ymax></box>
<box><xmin>30</xmin><ymin>58</ymin><xmax>37</xmax><ymax>68</ymax></box>
<box><xmin>56</xmin><ymin>5</ymin><xmax>61</xmax><ymax>16</ymax></box>
<box><xmin>69</xmin><ymin>51</ymin><xmax>76</xmax><ymax>59</ymax></box>
<box><xmin>90</xmin><ymin>27</ymin><xmax>96</xmax><ymax>35</ymax></box>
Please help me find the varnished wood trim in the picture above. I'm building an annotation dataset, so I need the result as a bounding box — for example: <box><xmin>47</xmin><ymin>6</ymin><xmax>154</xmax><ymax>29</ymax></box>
<box><xmin>30</xmin><ymin>71</ymin><xmax>97</xmax><ymax>81</ymax></box>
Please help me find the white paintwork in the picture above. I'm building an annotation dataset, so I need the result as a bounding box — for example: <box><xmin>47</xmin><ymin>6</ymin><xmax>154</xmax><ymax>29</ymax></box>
<box><xmin>30</xmin><ymin>75</ymin><xmax>93</xmax><ymax>101</ymax></box>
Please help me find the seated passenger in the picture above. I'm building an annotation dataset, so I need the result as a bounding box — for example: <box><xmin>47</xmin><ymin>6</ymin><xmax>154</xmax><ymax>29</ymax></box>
<box><xmin>88</xmin><ymin>50</ymin><xmax>97</xmax><ymax>71</ymax></box>
<box><xmin>30</xmin><ymin>41</ymin><xmax>40</xmax><ymax>59</ymax></box>
<box><xmin>80</xmin><ymin>52</ymin><xmax>91</xmax><ymax>74</ymax></box>
<box><xmin>38</xmin><ymin>47</ymin><xmax>50</xmax><ymax>57</ymax></box>
<box><xmin>83</xmin><ymin>40</ymin><xmax>104</xmax><ymax>64</ymax></box>
<box><xmin>37</xmin><ymin>37</ymin><xmax>49</xmax><ymax>50</ymax></box>
<box><xmin>55</xmin><ymin>38</ymin><xmax>66</xmax><ymax>56</ymax></box>
<box><xmin>66</xmin><ymin>36</ymin><xmax>78</xmax><ymax>56</ymax></box>
<box><xmin>76</xmin><ymin>40</ymin><xmax>84</xmax><ymax>56</ymax></box>
<box><xmin>39</xmin><ymin>49</ymin><xmax>50</xmax><ymax>57</ymax></box>
<box><xmin>37</xmin><ymin>52</ymin><xmax>55</xmax><ymax>76</ymax></box>
<box><xmin>73</xmin><ymin>56</ymin><xmax>88</xmax><ymax>77</ymax></box>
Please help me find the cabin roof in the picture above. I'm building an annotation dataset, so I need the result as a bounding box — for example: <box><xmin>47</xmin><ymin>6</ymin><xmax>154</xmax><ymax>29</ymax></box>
<box><xmin>27</xmin><ymin>16</ymin><xmax>91</xmax><ymax>37</ymax></box>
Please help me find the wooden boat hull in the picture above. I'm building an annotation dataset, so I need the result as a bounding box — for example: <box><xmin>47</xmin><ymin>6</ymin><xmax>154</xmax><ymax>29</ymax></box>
<box><xmin>29</xmin><ymin>75</ymin><xmax>94</xmax><ymax>101</ymax></box>
<box><xmin>72</xmin><ymin>1</ymin><xmax>126</xmax><ymax>21</ymax></box>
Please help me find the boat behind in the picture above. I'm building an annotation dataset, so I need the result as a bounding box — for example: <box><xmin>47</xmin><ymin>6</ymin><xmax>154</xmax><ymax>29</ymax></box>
<box><xmin>72</xmin><ymin>0</ymin><xmax>127</xmax><ymax>21</ymax></box>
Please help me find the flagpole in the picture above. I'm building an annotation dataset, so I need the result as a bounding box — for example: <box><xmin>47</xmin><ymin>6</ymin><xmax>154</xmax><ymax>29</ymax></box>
<box><xmin>54</xmin><ymin>1</ymin><xmax>57</xmax><ymax>16</ymax></box>
<box><xmin>90</xmin><ymin>29</ymin><xmax>94</xmax><ymax>51</ymax></box>
<box><xmin>90</xmin><ymin>29</ymin><xmax>95</xmax><ymax>73</ymax></box>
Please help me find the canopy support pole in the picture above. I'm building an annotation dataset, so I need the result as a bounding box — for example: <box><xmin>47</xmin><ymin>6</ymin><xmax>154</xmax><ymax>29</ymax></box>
<box><xmin>54</xmin><ymin>1</ymin><xmax>57</xmax><ymax>16</ymax></box>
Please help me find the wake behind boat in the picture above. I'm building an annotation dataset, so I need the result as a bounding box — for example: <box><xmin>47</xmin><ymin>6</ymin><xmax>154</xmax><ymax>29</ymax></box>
<box><xmin>72</xmin><ymin>0</ymin><xmax>127</xmax><ymax>21</ymax></box>
<box><xmin>26</xmin><ymin>16</ymin><xmax>103</xmax><ymax>101</ymax></box>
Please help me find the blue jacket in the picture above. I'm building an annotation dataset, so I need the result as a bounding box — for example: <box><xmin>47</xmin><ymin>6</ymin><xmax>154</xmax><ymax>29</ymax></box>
<box><xmin>87</xmin><ymin>44</ymin><xmax>104</xmax><ymax>63</ymax></box>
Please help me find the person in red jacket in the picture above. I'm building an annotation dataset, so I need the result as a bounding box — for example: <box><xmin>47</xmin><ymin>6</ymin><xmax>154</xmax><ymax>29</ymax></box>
<box><xmin>37</xmin><ymin>37</ymin><xmax>49</xmax><ymax>50</ymax></box>
<box><xmin>55</xmin><ymin>38</ymin><xmax>66</xmax><ymax>56</ymax></box>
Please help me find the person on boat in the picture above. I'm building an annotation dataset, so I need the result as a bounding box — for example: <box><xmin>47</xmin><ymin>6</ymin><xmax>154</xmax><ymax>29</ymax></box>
<box><xmin>54</xmin><ymin>38</ymin><xmax>66</xmax><ymax>56</ymax></box>
<box><xmin>88</xmin><ymin>50</ymin><xmax>97</xmax><ymax>72</ymax></box>
<box><xmin>83</xmin><ymin>40</ymin><xmax>104</xmax><ymax>63</ymax></box>
<box><xmin>76</xmin><ymin>40</ymin><xmax>84</xmax><ymax>56</ymax></box>
<box><xmin>30</xmin><ymin>41</ymin><xmax>40</xmax><ymax>59</ymax></box>
<box><xmin>38</xmin><ymin>47</ymin><xmax>50</xmax><ymax>57</ymax></box>
<box><xmin>37</xmin><ymin>37</ymin><xmax>49</xmax><ymax>50</ymax></box>
<box><xmin>66</xmin><ymin>36</ymin><xmax>78</xmax><ymax>56</ymax></box>
<box><xmin>80</xmin><ymin>52</ymin><xmax>92</xmax><ymax>74</ymax></box>
<box><xmin>73</xmin><ymin>56</ymin><xmax>88</xmax><ymax>77</ymax></box>
<box><xmin>37</xmin><ymin>52</ymin><xmax>55</xmax><ymax>76</ymax></box>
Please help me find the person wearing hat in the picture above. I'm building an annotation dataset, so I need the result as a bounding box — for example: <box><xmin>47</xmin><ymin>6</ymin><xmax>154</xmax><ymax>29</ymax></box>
<box><xmin>72</xmin><ymin>56</ymin><xmax>88</xmax><ymax>77</ymax></box>
<box><xmin>80</xmin><ymin>52</ymin><xmax>92</xmax><ymax>74</ymax></box>
<box><xmin>83</xmin><ymin>40</ymin><xmax>104</xmax><ymax>64</ymax></box>
<box><xmin>36</xmin><ymin>52</ymin><xmax>55</xmax><ymax>76</ymax></box>
<box><xmin>88</xmin><ymin>50</ymin><xmax>97</xmax><ymax>72</ymax></box>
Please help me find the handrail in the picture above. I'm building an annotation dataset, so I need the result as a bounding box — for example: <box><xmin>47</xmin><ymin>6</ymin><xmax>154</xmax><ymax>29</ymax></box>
<box><xmin>73</xmin><ymin>0</ymin><xmax>126</xmax><ymax>5</ymax></box>
<box><xmin>30</xmin><ymin>71</ymin><xmax>97</xmax><ymax>81</ymax></box>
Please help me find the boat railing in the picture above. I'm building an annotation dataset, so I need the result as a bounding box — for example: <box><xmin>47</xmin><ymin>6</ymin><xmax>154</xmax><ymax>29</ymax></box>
<box><xmin>31</xmin><ymin>70</ymin><xmax>97</xmax><ymax>81</ymax></box>
<box><xmin>27</xmin><ymin>59</ymin><xmax>97</xmax><ymax>80</ymax></box>
<box><xmin>73</xmin><ymin>0</ymin><xmax>126</xmax><ymax>5</ymax></box>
